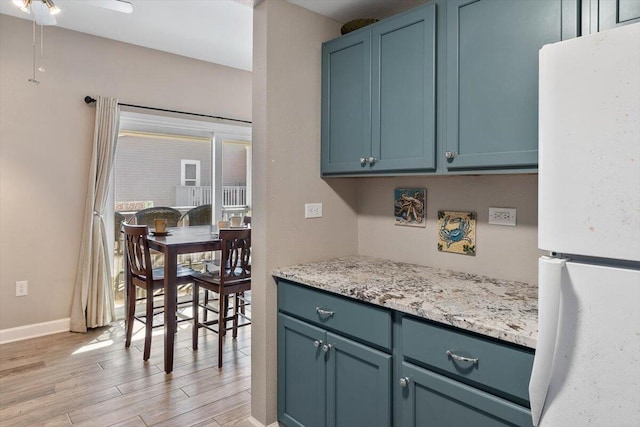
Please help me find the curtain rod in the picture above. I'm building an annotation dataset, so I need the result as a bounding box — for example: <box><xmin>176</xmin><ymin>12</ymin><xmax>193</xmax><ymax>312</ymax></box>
<box><xmin>83</xmin><ymin>96</ymin><xmax>252</xmax><ymax>125</ymax></box>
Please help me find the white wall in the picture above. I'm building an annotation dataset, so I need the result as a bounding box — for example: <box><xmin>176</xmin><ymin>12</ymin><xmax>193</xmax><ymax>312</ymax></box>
<box><xmin>0</xmin><ymin>15</ymin><xmax>251</xmax><ymax>330</ymax></box>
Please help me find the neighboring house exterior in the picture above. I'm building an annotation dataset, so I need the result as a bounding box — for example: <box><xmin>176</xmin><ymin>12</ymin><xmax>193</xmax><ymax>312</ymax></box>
<box><xmin>114</xmin><ymin>133</ymin><xmax>248</xmax><ymax>209</ymax></box>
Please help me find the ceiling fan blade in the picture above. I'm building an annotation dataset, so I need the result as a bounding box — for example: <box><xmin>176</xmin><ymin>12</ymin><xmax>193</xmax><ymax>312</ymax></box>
<box><xmin>90</xmin><ymin>0</ymin><xmax>133</xmax><ymax>14</ymax></box>
<box><xmin>30</xmin><ymin>0</ymin><xmax>56</xmax><ymax>25</ymax></box>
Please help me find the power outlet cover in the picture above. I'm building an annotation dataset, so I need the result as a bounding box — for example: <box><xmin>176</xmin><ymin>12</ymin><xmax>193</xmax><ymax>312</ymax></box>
<box><xmin>16</xmin><ymin>280</ymin><xmax>28</xmax><ymax>297</ymax></box>
<box><xmin>305</xmin><ymin>203</ymin><xmax>323</xmax><ymax>219</ymax></box>
<box><xmin>489</xmin><ymin>207</ymin><xmax>517</xmax><ymax>226</ymax></box>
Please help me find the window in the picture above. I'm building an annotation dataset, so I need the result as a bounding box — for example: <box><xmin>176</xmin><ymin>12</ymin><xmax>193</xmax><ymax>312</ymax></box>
<box><xmin>181</xmin><ymin>159</ymin><xmax>201</xmax><ymax>187</ymax></box>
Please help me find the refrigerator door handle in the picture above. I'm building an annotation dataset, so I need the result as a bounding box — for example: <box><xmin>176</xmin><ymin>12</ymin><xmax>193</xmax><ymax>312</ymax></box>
<box><xmin>529</xmin><ymin>256</ymin><xmax>567</xmax><ymax>426</ymax></box>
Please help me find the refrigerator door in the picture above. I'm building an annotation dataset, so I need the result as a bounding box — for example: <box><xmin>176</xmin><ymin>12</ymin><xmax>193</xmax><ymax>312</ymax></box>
<box><xmin>530</xmin><ymin>257</ymin><xmax>640</xmax><ymax>426</ymax></box>
<box><xmin>538</xmin><ymin>23</ymin><xmax>640</xmax><ymax>262</ymax></box>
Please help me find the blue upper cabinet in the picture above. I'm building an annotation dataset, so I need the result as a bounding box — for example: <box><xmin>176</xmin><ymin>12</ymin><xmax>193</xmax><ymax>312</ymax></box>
<box><xmin>583</xmin><ymin>0</ymin><xmax>640</xmax><ymax>33</ymax></box>
<box><xmin>321</xmin><ymin>31</ymin><xmax>371</xmax><ymax>175</ymax></box>
<box><xmin>321</xmin><ymin>4</ymin><xmax>436</xmax><ymax>175</ymax></box>
<box><xmin>371</xmin><ymin>5</ymin><xmax>437</xmax><ymax>173</ymax></box>
<box><xmin>444</xmin><ymin>0</ymin><xmax>579</xmax><ymax>171</ymax></box>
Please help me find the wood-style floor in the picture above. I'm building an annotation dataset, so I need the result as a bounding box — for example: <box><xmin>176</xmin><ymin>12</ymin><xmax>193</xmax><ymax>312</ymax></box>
<box><xmin>0</xmin><ymin>321</ymin><xmax>252</xmax><ymax>426</ymax></box>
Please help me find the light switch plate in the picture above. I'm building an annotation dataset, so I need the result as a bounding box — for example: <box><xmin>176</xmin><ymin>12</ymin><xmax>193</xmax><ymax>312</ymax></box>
<box><xmin>489</xmin><ymin>207</ymin><xmax>517</xmax><ymax>226</ymax></box>
<box><xmin>305</xmin><ymin>203</ymin><xmax>323</xmax><ymax>219</ymax></box>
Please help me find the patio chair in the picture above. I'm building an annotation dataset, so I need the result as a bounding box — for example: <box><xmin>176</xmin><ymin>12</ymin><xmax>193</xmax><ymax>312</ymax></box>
<box><xmin>115</xmin><ymin>211</ymin><xmax>126</xmax><ymax>254</ymax></box>
<box><xmin>132</xmin><ymin>207</ymin><xmax>182</xmax><ymax>228</ymax></box>
<box><xmin>179</xmin><ymin>205</ymin><xmax>214</xmax><ymax>270</ymax></box>
<box><xmin>191</xmin><ymin>228</ymin><xmax>251</xmax><ymax>368</ymax></box>
<box><xmin>180</xmin><ymin>204</ymin><xmax>212</xmax><ymax>226</ymax></box>
<box><xmin>131</xmin><ymin>206</ymin><xmax>183</xmax><ymax>268</ymax></box>
<box><xmin>122</xmin><ymin>224</ymin><xmax>196</xmax><ymax>360</ymax></box>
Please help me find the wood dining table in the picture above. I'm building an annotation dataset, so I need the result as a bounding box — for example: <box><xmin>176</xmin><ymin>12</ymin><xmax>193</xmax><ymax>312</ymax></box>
<box><xmin>145</xmin><ymin>225</ymin><xmax>221</xmax><ymax>373</ymax></box>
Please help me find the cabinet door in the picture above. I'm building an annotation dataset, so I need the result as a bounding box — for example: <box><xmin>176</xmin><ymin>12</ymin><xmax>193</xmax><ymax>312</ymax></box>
<box><xmin>278</xmin><ymin>314</ymin><xmax>326</xmax><ymax>427</ymax></box>
<box><xmin>445</xmin><ymin>0</ymin><xmax>577</xmax><ymax>170</ymax></box>
<box><xmin>371</xmin><ymin>4</ymin><xmax>437</xmax><ymax>172</ymax></box>
<box><xmin>585</xmin><ymin>0</ymin><xmax>640</xmax><ymax>32</ymax></box>
<box><xmin>326</xmin><ymin>332</ymin><xmax>392</xmax><ymax>427</ymax></box>
<box><xmin>321</xmin><ymin>31</ymin><xmax>372</xmax><ymax>175</ymax></box>
<box><xmin>400</xmin><ymin>362</ymin><xmax>533</xmax><ymax>427</ymax></box>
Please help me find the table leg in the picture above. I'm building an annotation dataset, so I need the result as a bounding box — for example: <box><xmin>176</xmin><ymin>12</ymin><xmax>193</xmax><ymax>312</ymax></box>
<box><xmin>164</xmin><ymin>248</ymin><xmax>178</xmax><ymax>373</ymax></box>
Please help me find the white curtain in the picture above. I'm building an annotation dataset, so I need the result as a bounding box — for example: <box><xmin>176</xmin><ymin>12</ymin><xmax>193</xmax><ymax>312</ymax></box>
<box><xmin>70</xmin><ymin>97</ymin><xmax>119</xmax><ymax>332</ymax></box>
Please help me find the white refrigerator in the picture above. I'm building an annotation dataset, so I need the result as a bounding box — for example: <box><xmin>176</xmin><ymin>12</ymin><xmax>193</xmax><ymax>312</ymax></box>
<box><xmin>530</xmin><ymin>22</ymin><xmax>640</xmax><ymax>427</ymax></box>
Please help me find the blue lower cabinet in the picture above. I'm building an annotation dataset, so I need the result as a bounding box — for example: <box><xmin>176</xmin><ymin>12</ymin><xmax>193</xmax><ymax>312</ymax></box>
<box><xmin>400</xmin><ymin>362</ymin><xmax>533</xmax><ymax>427</ymax></box>
<box><xmin>326</xmin><ymin>332</ymin><xmax>392</xmax><ymax>427</ymax></box>
<box><xmin>277</xmin><ymin>280</ymin><xmax>534</xmax><ymax>427</ymax></box>
<box><xmin>278</xmin><ymin>315</ymin><xmax>326</xmax><ymax>427</ymax></box>
<box><xmin>278</xmin><ymin>314</ymin><xmax>392</xmax><ymax>427</ymax></box>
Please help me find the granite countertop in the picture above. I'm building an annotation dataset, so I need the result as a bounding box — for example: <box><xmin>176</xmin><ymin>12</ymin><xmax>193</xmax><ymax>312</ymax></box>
<box><xmin>273</xmin><ymin>256</ymin><xmax>538</xmax><ymax>349</ymax></box>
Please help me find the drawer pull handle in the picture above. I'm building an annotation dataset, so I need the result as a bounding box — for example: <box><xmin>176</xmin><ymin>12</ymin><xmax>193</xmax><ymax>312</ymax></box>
<box><xmin>313</xmin><ymin>339</ymin><xmax>323</xmax><ymax>348</ymax></box>
<box><xmin>446</xmin><ymin>350</ymin><xmax>478</xmax><ymax>366</ymax></box>
<box><xmin>322</xmin><ymin>344</ymin><xmax>332</xmax><ymax>353</ymax></box>
<box><xmin>316</xmin><ymin>307</ymin><xmax>335</xmax><ymax>317</ymax></box>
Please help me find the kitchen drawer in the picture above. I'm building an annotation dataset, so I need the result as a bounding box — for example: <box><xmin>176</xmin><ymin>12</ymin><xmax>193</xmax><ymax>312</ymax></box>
<box><xmin>402</xmin><ymin>316</ymin><xmax>534</xmax><ymax>406</ymax></box>
<box><xmin>277</xmin><ymin>280</ymin><xmax>392</xmax><ymax>351</ymax></box>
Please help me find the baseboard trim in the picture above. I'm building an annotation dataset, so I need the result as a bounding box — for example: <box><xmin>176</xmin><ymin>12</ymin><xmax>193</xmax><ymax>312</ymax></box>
<box><xmin>0</xmin><ymin>318</ymin><xmax>71</xmax><ymax>345</ymax></box>
<box><xmin>246</xmin><ymin>416</ymin><xmax>280</xmax><ymax>427</ymax></box>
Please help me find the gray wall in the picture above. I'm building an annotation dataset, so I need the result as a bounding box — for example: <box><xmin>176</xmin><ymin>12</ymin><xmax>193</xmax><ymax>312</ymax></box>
<box><xmin>252</xmin><ymin>1</ymin><xmax>354</xmax><ymax>423</ymax></box>
<box><xmin>222</xmin><ymin>142</ymin><xmax>248</xmax><ymax>186</ymax></box>
<box><xmin>115</xmin><ymin>135</ymin><xmax>212</xmax><ymax>207</ymax></box>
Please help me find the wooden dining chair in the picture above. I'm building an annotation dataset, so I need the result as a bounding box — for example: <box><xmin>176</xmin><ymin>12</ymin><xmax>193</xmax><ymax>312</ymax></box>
<box><xmin>191</xmin><ymin>228</ymin><xmax>251</xmax><ymax>368</ymax></box>
<box><xmin>122</xmin><ymin>223</ymin><xmax>196</xmax><ymax>360</ymax></box>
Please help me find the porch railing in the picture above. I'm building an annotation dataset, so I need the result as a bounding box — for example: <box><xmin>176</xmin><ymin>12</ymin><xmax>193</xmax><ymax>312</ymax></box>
<box><xmin>223</xmin><ymin>185</ymin><xmax>247</xmax><ymax>207</ymax></box>
<box><xmin>175</xmin><ymin>185</ymin><xmax>247</xmax><ymax>207</ymax></box>
<box><xmin>175</xmin><ymin>186</ymin><xmax>212</xmax><ymax>206</ymax></box>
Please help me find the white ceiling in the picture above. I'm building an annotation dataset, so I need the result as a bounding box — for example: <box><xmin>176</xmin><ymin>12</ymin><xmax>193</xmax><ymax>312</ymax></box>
<box><xmin>0</xmin><ymin>0</ymin><xmax>425</xmax><ymax>71</ymax></box>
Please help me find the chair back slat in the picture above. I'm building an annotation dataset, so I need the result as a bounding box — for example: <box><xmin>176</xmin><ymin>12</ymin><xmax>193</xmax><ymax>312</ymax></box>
<box><xmin>219</xmin><ymin>229</ymin><xmax>251</xmax><ymax>282</ymax></box>
<box><xmin>123</xmin><ymin>224</ymin><xmax>153</xmax><ymax>282</ymax></box>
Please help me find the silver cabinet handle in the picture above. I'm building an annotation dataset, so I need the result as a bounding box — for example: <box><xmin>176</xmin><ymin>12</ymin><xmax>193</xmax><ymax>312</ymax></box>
<box><xmin>316</xmin><ymin>307</ymin><xmax>335</xmax><ymax>317</ymax></box>
<box><xmin>445</xmin><ymin>151</ymin><xmax>456</xmax><ymax>160</ymax></box>
<box><xmin>313</xmin><ymin>339</ymin><xmax>323</xmax><ymax>348</ymax></box>
<box><xmin>368</xmin><ymin>156</ymin><xmax>377</xmax><ymax>166</ymax></box>
<box><xmin>360</xmin><ymin>157</ymin><xmax>368</xmax><ymax>167</ymax></box>
<box><xmin>446</xmin><ymin>350</ymin><xmax>478</xmax><ymax>366</ymax></box>
<box><xmin>399</xmin><ymin>377</ymin><xmax>410</xmax><ymax>388</ymax></box>
<box><xmin>322</xmin><ymin>344</ymin><xmax>332</xmax><ymax>353</ymax></box>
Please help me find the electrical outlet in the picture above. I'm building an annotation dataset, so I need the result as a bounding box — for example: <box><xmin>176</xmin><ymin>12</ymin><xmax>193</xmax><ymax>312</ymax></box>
<box><xmin>16</xmin><ymin>280</ymin><xmax>28</xmax><ymax>297</ymax></box>
<box><xmin>305</xmin><ymin>203</ymin><xmax>323</xmax><ymax>219</ymax></box>
<box><xmin>489</xmin><ymin>207</ymin><xmax>517</xmax><ymax>226</ymax></box>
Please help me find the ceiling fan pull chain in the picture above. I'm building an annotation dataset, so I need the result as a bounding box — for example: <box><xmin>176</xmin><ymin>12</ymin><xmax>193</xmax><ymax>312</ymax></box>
<box><xmin>38</xmin><ymin>24</ymin><xmax>46</xmax><ymax>72</ymax></box>
<box><xmin>29</xmin><ymin>20</ymin><xmax>40</xmax><ymax>84</ymax></box>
